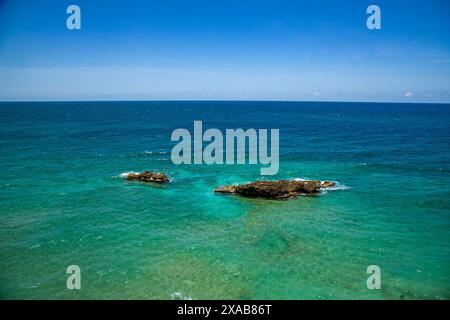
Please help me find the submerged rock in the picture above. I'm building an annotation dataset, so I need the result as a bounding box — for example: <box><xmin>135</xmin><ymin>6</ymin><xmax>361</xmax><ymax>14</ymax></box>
<box><xmin>214</xmin><ymin>180</ymin><xmax>336</xmax><ymax>200</ymax></box>
<box><xmin>126</xmin><ymin>171</ymin><xmax>169</xmax><ymax>183</ymax></box>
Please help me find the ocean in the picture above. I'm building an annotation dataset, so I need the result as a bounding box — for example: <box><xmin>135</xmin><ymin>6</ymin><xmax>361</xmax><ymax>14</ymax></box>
<box><xmin>0</xmin><ymin>101</ymin><xmax>449</xmax><ymax>299</ymax></box>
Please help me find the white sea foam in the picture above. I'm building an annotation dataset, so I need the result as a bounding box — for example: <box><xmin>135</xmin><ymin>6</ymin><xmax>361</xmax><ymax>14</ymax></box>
<box><xmin>170</xmin><ymin>291</ymin><xmax>193</xmax><ymax>300</ymax></box>
<box><xmin>142</xmin><ymin>150</ymin><xmax>169</xmax><ymax>155</ymax></box>
<box><xmin>358</xmin><ymin>163</ymin><xmax>368</xmax><ymax>166</ymax></box>
<box><xmin>293</xmin><ymin>178</ymin><xmax>350</xmax><ymax>191</ymax></box>
<box><xmin>320</xmin><ymin>181</ymin><xmax>350</xmax><ymax>191</ymax></box>
<box><xmin>119</xmin><ymin>171</ymin><xmax>140</xmax><ymax>178</ymax></box>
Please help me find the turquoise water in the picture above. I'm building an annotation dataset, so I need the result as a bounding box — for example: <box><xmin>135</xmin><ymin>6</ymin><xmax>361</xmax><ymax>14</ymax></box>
<box><xmin>0</xmin><ymin>101</ymin><xmax>449</xmax><ymax>299</ymax></box>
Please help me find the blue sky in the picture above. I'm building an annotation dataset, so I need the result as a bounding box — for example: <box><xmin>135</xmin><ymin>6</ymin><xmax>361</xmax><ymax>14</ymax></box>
<box><xmin>0</xmin><ymin>0</ymin><xmax>449</xmax><ymax>102</ymax></box>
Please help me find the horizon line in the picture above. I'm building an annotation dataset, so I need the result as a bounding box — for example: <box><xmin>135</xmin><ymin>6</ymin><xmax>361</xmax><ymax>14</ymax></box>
<box><xmin>0</xmin><ymin>98</ymin><xmax>449</xmax><ymax>105</ymax></box>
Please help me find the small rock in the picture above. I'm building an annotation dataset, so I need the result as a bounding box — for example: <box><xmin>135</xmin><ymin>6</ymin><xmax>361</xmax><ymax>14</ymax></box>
<box><xmin>126</xmin><ymin>171</ymin><xmax>169</xmax><ymax>183</ymax></box>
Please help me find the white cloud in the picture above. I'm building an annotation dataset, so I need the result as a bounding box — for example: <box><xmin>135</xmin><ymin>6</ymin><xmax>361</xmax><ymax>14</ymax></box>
<box><xmin>405</xmin><ymin>91</ymin><xmax>413</xmax><ymax>98</ymax></box>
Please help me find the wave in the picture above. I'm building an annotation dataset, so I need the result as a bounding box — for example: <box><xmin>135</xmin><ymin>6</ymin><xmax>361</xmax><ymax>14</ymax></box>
<box><xmin>118</xmin><ymin>171</ymin><xmax>140</xmax><ymax>178</ymax></box>
<box><xmin>293</xmin><ymin>178</ymin><xmax>350</xmax><ymax>191</ymax></box>
<box><xmin>142</xmin><ymin>150</ymin><xmax>170</xmax><ymax>155</ymax></box>
<box><xmin>320</xmin><ymin>182</ymin><xmax>350</xmax><ymax>191</ymax></box>
<box><xmin>354</xmin><ymin>162</ymin><xmax>450</xmax><ymax>174</ymax></box>
<box><xmin>170</xmin><ymin>291</ymin><xmax>192</xmax><ymax>300</ymax></box>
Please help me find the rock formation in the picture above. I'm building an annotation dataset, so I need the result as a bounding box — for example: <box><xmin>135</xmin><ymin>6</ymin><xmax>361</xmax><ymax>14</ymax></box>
<box><xmin>214</xmin><ymin>180</ymin><xmax>336</xmax><ymax>200</ymax></box>
<box><xmin>126</xmin><ymin>171</ymin><xmax>169</xmax><ymax>183</ymax></box>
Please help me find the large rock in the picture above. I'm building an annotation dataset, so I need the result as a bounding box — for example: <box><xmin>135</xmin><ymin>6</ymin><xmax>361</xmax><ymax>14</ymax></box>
<box><xmin>126</xmin><ymin>171</ymin><xmax>169</xmax><ymax>183</ymax></box>
<box><xmin>214</xmin><ymin>180</ymin><xmax>335</xmax><ymax>200</ymax></box>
